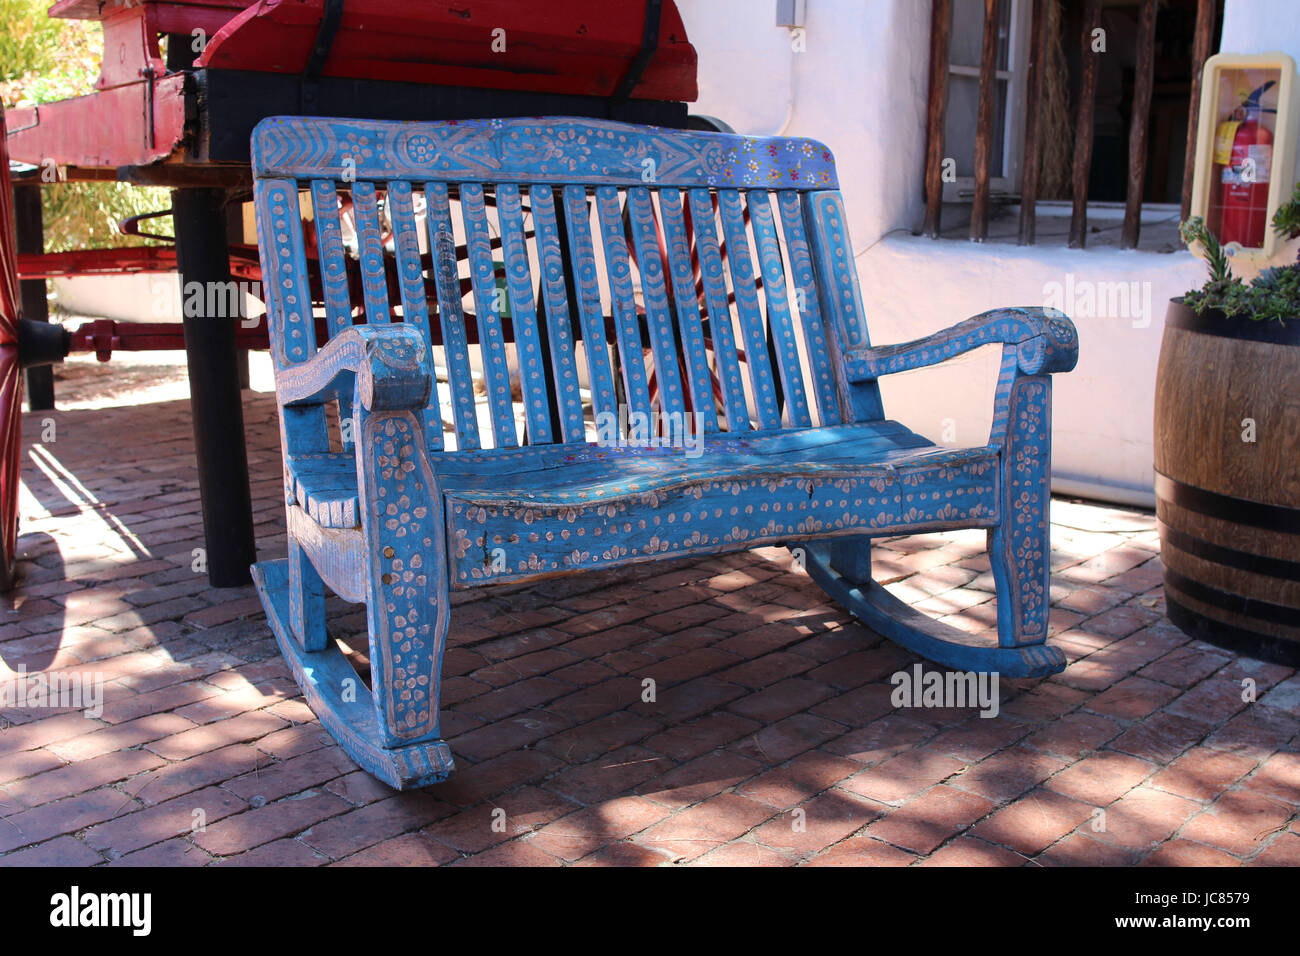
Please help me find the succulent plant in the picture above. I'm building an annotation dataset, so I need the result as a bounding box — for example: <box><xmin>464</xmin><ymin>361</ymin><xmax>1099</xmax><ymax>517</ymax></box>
<box><xmin>1179</xmin><ymin>183</ymin><xmax>1300</xmax><ymax>324</ymax></box>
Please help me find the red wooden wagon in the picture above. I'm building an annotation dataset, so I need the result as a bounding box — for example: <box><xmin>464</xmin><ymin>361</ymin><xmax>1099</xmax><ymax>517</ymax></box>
<box><xmin>1</xmin><ymin>0</ymin><xmax>713</xmax><ymax>588</ymax></box>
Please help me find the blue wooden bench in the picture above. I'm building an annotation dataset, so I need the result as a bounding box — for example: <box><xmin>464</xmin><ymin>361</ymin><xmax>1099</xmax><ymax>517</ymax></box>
<box><xmin>249</xmin><ymin>116</ymin><xmax>1079</xmax><ymax>789</ymax></box>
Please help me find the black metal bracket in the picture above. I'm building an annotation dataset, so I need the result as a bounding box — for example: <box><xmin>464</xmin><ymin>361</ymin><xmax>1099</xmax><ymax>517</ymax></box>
<box><xmin>301</xmin><ymin>0</ymin><xmax>346</xmax><ymax>114</ymax></box>
<box><xmin>609</xmin><ymin>0</ymin><xmax>663</xmax><ymax>114</ymax></box>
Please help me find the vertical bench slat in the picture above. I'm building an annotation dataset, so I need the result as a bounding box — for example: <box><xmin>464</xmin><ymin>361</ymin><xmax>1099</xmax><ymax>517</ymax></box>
<box><xmin>424</xmin><ymin>182</ymin><xmax>480</xmax><ymax>450</ymax></box>
<box><xmin>309</xmin><ymin>180</ymin><xmax>356</xmax><ymax>450</ymax></box>
<box><xmin>387</xmin><ymin>180</ymin><xmax>444</xmax><ymax>453</ymax></box>
<box><xmin>804</xmin><ymin>191</ymin><xmax>885</xmax><ymax>422</ymax></box>
<box><xmin>460</xmin><ymin>182</ymin><xmax>518</xmax><ymax>449</ymax></box>
<box><xmin>562</xmin><ymin>185</ymin><xmax>618</xmax><ymax>425</ymax></box>
<box><xmin>255</xmin><ymin>178</ymin><xmax>317</xmax><ymax>367</ymax></box>
<box><xmin>350</xmin><ymin>181</ymin><xmax>391</xmax><ymax>324</ymax></box>
<box><xmin>658</xmin><ymin>188</ymin><xmax>720</xmax><ymax>433</ymax></box>
<box><xmin>747</xmin><ymin>189</ymin><xmax>811</xmax><ymax>428</ymax></box>
<box><xmin>687</xmin><ymin>188</ymin><xmax>750</xmax><ymax>432</ymax></box>
<box><xmin>309</xmin><ymin>181</ymin><xmax>353</xmax><ymax>338</ymax></box>
<box><xmin>496</xmin><ymin>183</ymin><xmax>553</xmax><ymax>445</ymax></box>
<box><xmin>626</xmin><ymin>188</ymin><xmax>687</xmax><ymax>419</ymax></box>
<box><xmin>529</xmin><ymin>185</ymin><xmax>587</xmax><ymax>443</ymax></box>
<box><xmin>718</xmin><ymin>190</ymin><xmax>782</xmax><ymax>430</ymax></box>
<box><xmin>594</xmin><ymin>187</ymin><xmax>652</xmax><ymax>421</ymax></box>
<box><xmin>777</xmin><ymin>191</ymin><xmax>841</xmax><ymax>425</ymax></box>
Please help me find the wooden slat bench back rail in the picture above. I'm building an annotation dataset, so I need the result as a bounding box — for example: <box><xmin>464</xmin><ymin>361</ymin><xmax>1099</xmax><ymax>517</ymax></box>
<box><xmin>252</xmin><ymin>115</ymin><xmax>874</xmax><ymax>448</ymax></box>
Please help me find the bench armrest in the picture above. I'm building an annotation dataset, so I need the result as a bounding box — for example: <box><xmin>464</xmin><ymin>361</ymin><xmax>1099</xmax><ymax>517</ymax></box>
<box><xmin>275</xmin><ymin>324</ymin><xmax>432</xmax><ymax>411</ymax></box>
<box><xmin>844</xmin><ymin>307</ymin><xmax>1079</xmax><ymax>382</ymax></box>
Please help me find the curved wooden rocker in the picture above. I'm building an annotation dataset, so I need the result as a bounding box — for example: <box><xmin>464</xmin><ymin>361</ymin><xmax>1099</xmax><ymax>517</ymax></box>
<box><xmin>250</xmin><ymin>115</ymin><xmax>1079</xmax><ymax>788</ymax></box>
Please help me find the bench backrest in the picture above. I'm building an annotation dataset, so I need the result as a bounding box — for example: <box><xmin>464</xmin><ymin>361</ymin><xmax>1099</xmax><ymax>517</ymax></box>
<box><xmin>251</xmin><ymin>116</ymin><xmax>882</xmax><ymax>453</ymax></box>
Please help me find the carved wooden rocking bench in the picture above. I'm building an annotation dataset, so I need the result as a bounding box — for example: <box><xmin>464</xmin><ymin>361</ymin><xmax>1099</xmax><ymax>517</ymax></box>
<box><xmin>250</xmin><ymin>115</ymin><xmax>1079</xmax><ymax>789</ymax></box>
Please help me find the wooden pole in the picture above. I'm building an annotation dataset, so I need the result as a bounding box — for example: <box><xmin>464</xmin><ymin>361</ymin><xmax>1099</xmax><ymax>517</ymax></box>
<box><xmin>970</xmin><ymin>0</ymin><xmax>999</xmax><ymax>241</ymax></box>
<box><xmin>1018</xmin><ymin>0</ymin><xmax>1047</xmax><ymax>245</ymax></box>
<box><xmin>1069</xmin><ymin>0</ymin><xmax>1103</xmax><ymax>248</ymax></box>
<box><xmin>922</xmin><ymin>0</ymin><xmax>952</xmax><ymax>239</ymax></box>
<box><xmin>172</xmin><ymin>187</ymin><xmax>256</xmax><ymax>587</ymax></box>
<box><xmin>1181</xmin><ymin>0</ymin><xmax>1217</xmax><ymax>220</ymax></box>
<box><xmin>1121</xmin><ymin>0</ymin><xmax>1158</xmax><ymax>249</ymax></box>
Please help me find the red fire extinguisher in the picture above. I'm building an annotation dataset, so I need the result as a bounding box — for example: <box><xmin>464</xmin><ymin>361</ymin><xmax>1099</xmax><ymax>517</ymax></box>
<box><xmin>1210</xmin><ymin>81</ymin><xmax>1276</xmax><ymax>248</ymax></box>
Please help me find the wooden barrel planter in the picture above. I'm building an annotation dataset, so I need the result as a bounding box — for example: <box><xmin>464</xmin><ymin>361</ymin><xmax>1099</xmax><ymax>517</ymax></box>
<box><xmin>1154</xmin><ymin>299</ymin><xmax>1300</xmax><ymax>665</ymax></box>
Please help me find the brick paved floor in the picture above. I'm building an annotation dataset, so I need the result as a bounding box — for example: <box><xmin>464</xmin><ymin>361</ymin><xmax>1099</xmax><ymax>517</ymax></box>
<box><xmin>2</xmin><ymin>376</ymin><xmax>1297</xmax><ymax>866</ymax></box>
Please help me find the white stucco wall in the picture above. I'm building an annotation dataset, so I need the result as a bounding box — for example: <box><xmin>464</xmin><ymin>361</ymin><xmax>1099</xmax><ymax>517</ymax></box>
<box><xmin>679</xmin><ymin>0</ymin><xmax>1297</xmax><ymax>506</ymax></box>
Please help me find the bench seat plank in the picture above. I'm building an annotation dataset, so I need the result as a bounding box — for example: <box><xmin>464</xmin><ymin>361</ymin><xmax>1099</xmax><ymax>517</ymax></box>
<box><xmin>287</xmin><ymin>419</ymin><xmax>952</xmax><ymax>529</ymax></box>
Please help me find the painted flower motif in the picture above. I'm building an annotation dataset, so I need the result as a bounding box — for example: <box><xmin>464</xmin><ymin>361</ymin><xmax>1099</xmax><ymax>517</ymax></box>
<box><xmin>405</xmin><ymin>134</ymin><xmax>437</xmax><ymax>165</ymax></box>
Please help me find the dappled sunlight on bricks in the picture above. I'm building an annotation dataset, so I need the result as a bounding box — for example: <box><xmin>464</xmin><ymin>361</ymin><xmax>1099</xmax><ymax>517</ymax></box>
<box><xmin>0</xmin><ymin>390</ymin><xmax>1293</xmax><ymax>865</ymax></box>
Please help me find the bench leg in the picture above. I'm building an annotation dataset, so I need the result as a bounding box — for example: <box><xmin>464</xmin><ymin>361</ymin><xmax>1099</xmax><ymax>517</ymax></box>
<box><xmin>288</xmin><ymin>538</ymin><xmax>328</xmax><ymax>652</ymax></box>
<box><xmin>988</xmin><ymin>375</ymin><xmax>1053</xmax><ymax>652</ymax></box>
<box><xmin>799</xmin><ymin>378</ymin><xmax>1066</xmax><ymax>679</ymax></box>
<box><xmin>357</xmin><ymin>410</ymin><xmax>453</xmax><ymax>779</ymax></box>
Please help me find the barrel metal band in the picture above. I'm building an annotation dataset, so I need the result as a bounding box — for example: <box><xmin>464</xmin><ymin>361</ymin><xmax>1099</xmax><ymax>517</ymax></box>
<box><xmin>1155</xmin><ymin>472</ymin><xmax>1300</xmax><ymax>535</ymax></box>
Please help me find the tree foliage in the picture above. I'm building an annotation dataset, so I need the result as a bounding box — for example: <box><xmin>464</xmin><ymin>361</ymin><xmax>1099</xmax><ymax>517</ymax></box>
<box><xmin>1</xmin><ymin>0</ymin><xmax>171</xmax><ymax>253</ymax></box>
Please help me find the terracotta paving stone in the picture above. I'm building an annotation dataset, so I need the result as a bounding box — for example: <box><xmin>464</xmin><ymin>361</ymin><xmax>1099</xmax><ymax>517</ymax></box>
<box><xmin>218</xmin><ymin>837</ymin><xmax>328</xmax><ymax>866</ymax></box>
<box><xmin>4</xmin><ymin>388</ymin><xmax>1298</xmax><ymax>866</ymax></box>
<box><xmin>837</xmin><ymin>748</ymin><xmax>966</xmax><ymax>804</ymax></box>
<box><xmin>927</xmin><ymin>715</ymin><xmax>1036</xmax><ymax>763</ymax></box>
<box><xmin>301</xmin><ymin>793</ymin><xmax>455</xmax><ymax>859</ymax></box>
<box><xmin>1035</xmin><ymin>832</ymin><xmax>1140</xmax><ymax>866</ymax></box>
<box><xmin>643</xmin><ymin>712</ymin><xmax>760</xmax><ymax>762</ymax></box>
<box><xmin>1108</xmin><ymin>711</ymin><xmax>1215</xmax><ymax>764</ymax></box>
<box><xmin>950</xmin><ymin>746</ymin><xmax>1069</xmax><ymax>803</ymax></box>
<box><xmin>332</xmin><ymin>832</ymin><xmax>461</xmax><ymax>867</ymax></box>
<box><xmin>1043</xmin><ymin>751</ymin><xmax>1157</xmax><ymax>806</ymax></box>
<box><xmin>0</xmin><ymin>835</ymin><xmax>105</xmax><ymax>867</ymax></box>
<box><xmin>1086</xmin><ymin>676</ymin><xmax>1182</xmax><ymax>720</ymax></box>
<box><xmin>749</xmin><ymin>791</ymin><xmax>881</xmax><ymax>856</ymax></box>
<box><xmin>1090</xmin><ymin>786</ymin><xmax>1202</xmax><ymax>850</ymax></box>
<box><xmin>690</xmin><ymin>841</ymin><xmax>793</xmax><ymax>866</ymax></box>
<box><xmin>543</xmin><ymin>746</ymin><xmax>671</xmax><ymax>805</ymax></box>
<box><xmin>82</xmin><ymin>786</ymin><xmax>248</xmax><ymax>856</ymax></box>
<box><xmin>638</xmin><ymin>792</ymin><xmax>777</xmax><ymax>861</ymax></box>
<box><xmin>808</xmin><ymin>680</ymin><xmax>897</xmax><ymax>726</ymax></box>
<box><xmin>822</xmin><ymin>714</ymin><xmax>936</xmax><ymax>765</ymax></box>
<box><xmin>969</xmin><ymin>787</ymin><xmax>1097</xmax><ymax>857</ymax></box>
<box><xmin>802</xmin><ymin>835</ymin><xmax>917</xmax><ymax>866</ymax></box>
<box><xmin>528</xmin><ymin>796</ymin><xmax>672</xmax><ymax>861</ymax></box>
<box><xmin>1242</xmin><ymin>751</ymin><xmax>1300</xmax><ymax>806</ymax></box>
<box><xmin>447</xmin><ymin>839</ymin><xmax>564</xmax><ymax>867</ymax></box>
<box><xmin>1178</xmin><ymin>791</ymin><xmax>1295</xmax><ymax>857</ymax></box>
<box><xmin>109</xmin><ymin>838</ymin><xmax>212</xmax><ymax>867</ymax></box>
<box><xmin>638</xmin><ymin>751</ymin><xmax>763</xmax><ymax>808</ymax></box>
<box><xmin>865</xmin><ymin>785</ymin><xmax>994</xmax><ymax>854</ymax></box>
<box><xmin>1140</xmin><ymin>839</ymin><xmax>1243</xmax><ymax>866</ymax></box>
<box><xmin>1147</xmin><ymin>748</ymin><xmax>1259</xmax><ymax>801</ymax></box>
<box><xmin>733</xmin><ymin>751</ymin><xmax>863</xmax><ymax>809</ymax></box>
<box><xmin>573</xmin><ymin>843</ymin><xmax>674</xmax><ymax>867</ymax></box>
<box><xmin>1251</xmin><ymin>831</ymin><xmax>1300</xmax><ymax>866</ymax></box>
<box><xmin>191</xmin><ymin>790</ymin><xmax>352</xmax><ymax>856</ymax></box>
<box><xmin>915</xmin><ymin>835</ymin><xmax>1025</xmax><ymax>866</ymax></box>
<box><xmin>3</xmin><ymin>747</ymin><xmax>165</xmax><ymax>808</ymax></box>
<box><xmin>1024</xmin><ymin>711</ymin><xmax>1123</xmax><ymax>760</ymax></box>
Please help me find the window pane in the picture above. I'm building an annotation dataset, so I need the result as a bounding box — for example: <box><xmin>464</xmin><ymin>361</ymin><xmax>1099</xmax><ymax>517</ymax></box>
<box><xmin>949</xmin><ymin>0</ymin><xmax>1011</xmax><ymax>70</ymax></box>
<box><xmin>943</xmin><ymin>76</ymin><xmax>1008</xmax><ymax>179</ymax></box>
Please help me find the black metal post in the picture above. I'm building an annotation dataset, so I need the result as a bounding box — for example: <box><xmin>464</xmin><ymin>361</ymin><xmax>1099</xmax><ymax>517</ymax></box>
<box><xmin>15</xmin><ymin>184</ymin><xmax>54</xmax><ymax>410</ymax></box>
<box><xmin>171</xmin><ymin>187</ymin><xmax>256</xmax><ymax>587</ymax></box>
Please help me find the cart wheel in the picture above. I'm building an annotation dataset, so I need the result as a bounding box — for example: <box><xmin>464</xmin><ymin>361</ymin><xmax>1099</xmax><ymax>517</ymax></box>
<box><xmin>0</xmin><ymin>105</ymin><xmax>25</xmax><ymax>589</ymax></box>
